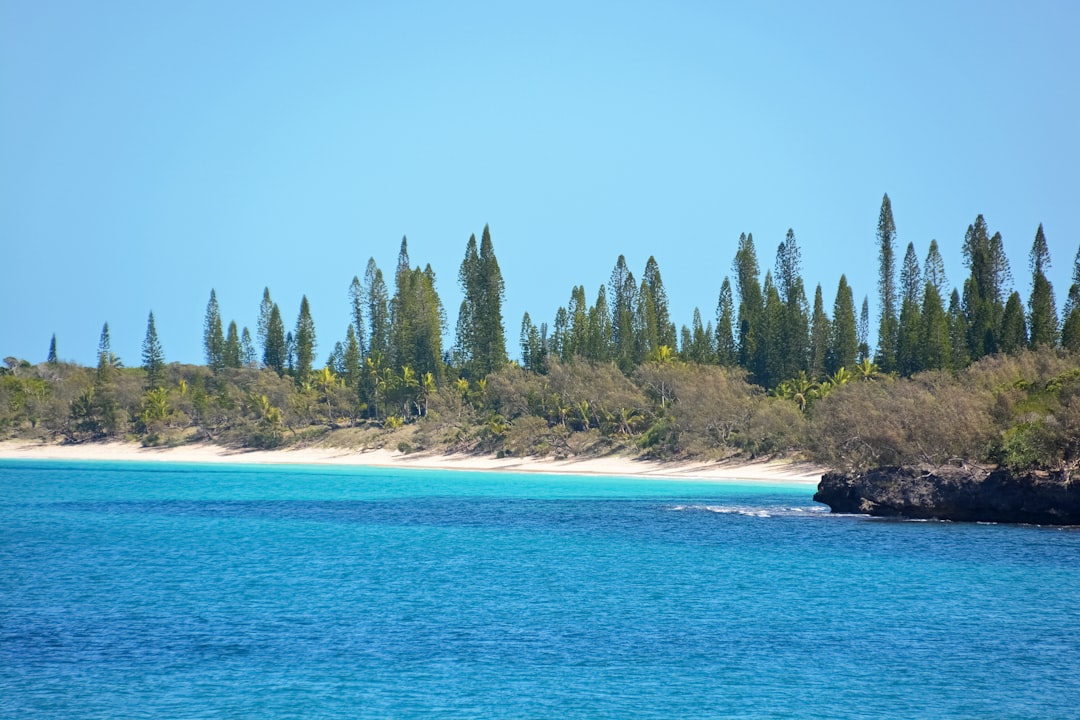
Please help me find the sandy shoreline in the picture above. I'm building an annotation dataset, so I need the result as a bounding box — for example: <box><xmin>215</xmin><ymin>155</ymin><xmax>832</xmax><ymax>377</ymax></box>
<box><xmin>0</xmin><ymin>440</ymin><xmax>825</xmax><ymax>485</ymax></box>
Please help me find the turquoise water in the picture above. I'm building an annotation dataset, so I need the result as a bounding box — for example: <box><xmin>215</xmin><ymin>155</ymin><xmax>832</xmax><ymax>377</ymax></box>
<box><xmin>3</xmin><ymin>460</ymin><xmax>1079</xmax><ymax>719</ymax></box>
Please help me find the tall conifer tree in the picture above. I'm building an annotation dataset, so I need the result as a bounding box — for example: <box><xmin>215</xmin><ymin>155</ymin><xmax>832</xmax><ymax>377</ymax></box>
<box><xmin>1062</xmin><ymin>246</ymin><xmax>1080</xmax><ymax>352</ymax></box>
<box><xmin>47</xmin><ymin>334</ymin><xmax>58</xmax><ymax>364</ymax></box>
<box><xmin>809</xmin><ymin>284</ymin><xmax>830</xmax><ymax>379</ymax></box>
<box><xmin>876</xmin><ymin>194</ymin><xmax>899</xmax><ymax>371</ymax></box>
<box><xmin>999</xmin><ymin>291</ymin><xmax>1028</xmax><ymax>354</ymax></box>
<box><xmin>348</xmin><ymin>276</ymin><xmax>368</xmax><ymax>357</ymax></box>
<box><xmin>715</xmin><ymin>277</ymin><xmax>737</xmax><ymax>367</ymax></box>
<box><xmin>733</xmin><ymin>233</ymin><xmax>764</xmax><ymax>381</ymax></box>
<box><xmin>896</xmin><ymin>242</ymin><xmax>922</xmax><ymax>375</ymax></box>
<box><xmin>142</xmin><ymin>311</ymin><xmax>165</xmax><ymax>390</ymax></box>
<box><xmin>858</xmin><ymin>296</ymin><xmax>870</xmax><ymax>363</ymax></box>
<box><xmin>364</xmin><ymin>258</ymin><xmax>390</xmax><ymax>361</ymax></box>
<box><xmin>204</xmin><ymin>290</ymin><xmax>225</xmax><ymax>372</ymax></box>
<box><xmin>224</xmin><ymin>321</ymin><xmax>242</xmax><ymax>369</ymax></box>
<box><xmin>827</xmin><ymin>276</ymin><xmax>858</xmax><ymax>375</ymax></box>
<box><xmin>264</xmin><ymin>303</ymin><xmax>287</xmax><ymax>376</ymax></box>
<box><xmin>775</xmin><ymin>229</ymin><xmax>809</xmax><ymax>379</ymax></box>
<box><xmin>257</xmin><ymin>287</ymin><xmax>273</xmax><ymax>362</ymax></box>
<box><xmin>293</xmin><ymin>296</ymin><xmax>316</xmax><ymax>381</ymax></box>
<box><xmin>918</xmin><ymin>283</ymin><xmax>950</xmax><ymax>371</ymax></box>
<box><xmin>1027</xmin><ymin>224</ymin><xmax>1058</xmax><ymax>348</ymax></box>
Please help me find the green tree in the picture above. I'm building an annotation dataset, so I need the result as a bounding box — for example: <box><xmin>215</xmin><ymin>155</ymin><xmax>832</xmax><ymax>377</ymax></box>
<box><xmin>947</xmin><ymin>289</ymin><xmax>970</xmax><ymax>369</ymax></box>
<box><xmin>455</xmin><ymin>225</ymin><xmax>507</xmax><ymax>377</ymax></box>
<box><xmin>224</xmin><ymin>321</ymin><xmax>242</xmax><ymax>369</ymax></box>
<box><xmin>343</xmin><ymin>324</ymin><xmax>362</xmax><ymax>389</ymax></box>
<box><xmin>365</xmin><ymin>258</ymin><xmax>390</xmax><ymax>361</ymax></box>
<box><xmin>348</xmin><ymin>275</ymin><xmax>368</xmax><ymax>358</ymax></box>
<box><xmin>680</xmin><ymin>308</ymin><xmax>714</xmax><ymax>364</ymax></box>
<box><xmin>641</xmin><ymin>256</ymin><xmax>676</xmax><ymax>356</ymax></box>
<box><xmin>775</xmin><ymin>229</ymin><xmax>809</xmax><ymax>379</ymax></box>
<box><xmin>896</xmin><ymin>242</ymin><xmax>922</xmax><ymax>375</ymax></box>
<box><xmin>293</xmin><ymin>295</ymin><xmax>317</xmax><ymax>382</ymax></box>
<box><xmin>809</xmin><ymin>284</ymin><xmax>830</xmax><ymax>379</ymax></box>
<box><xmin>585</xmin><ymin>285</ymin><xmax>614</xmax><ymax>362</ymax></box>
<box><xmin>240</xmin><ymin>327</ymin><xmax>257</xmax><ymax>367</ymax></box>
<box><xmin>917</xmin><ymin>282</ymin><xmax>950</xmax><ymax>371</ymax></box>
<box><xmin>390</xmin><ymin>239</ymin><xmax>445</xmax><ymax>380</ymax></box>
<box><xmin>520</xmin><ymin>312</ymin><xmax>546</xmax><ymax>373</ymax></box>
<box><xmin>962</xmin><ymin>215</ymin><xmax>1011</xmax><ymax>359</ymax></box>
<box><xmin>257</xmin><ymin>287</ymin><xmax>273</xmax><ymax>364</ymax></box>
<box><xmin>733</xmin><ymin>232</ymin><xmax>765</xmax><ymax>382</ymax></box>
<box><xmin>204</xmin><ymin>289</ymin><xmax>225</xmax><ymax>372</ymax></box>
<box><xmin>1063</xmin><ymin>246</ymin><xmax>1080</xmax><ymax>352</ymax></box>
<box><xmin>47</xmin><ymin>334</ymin><xmax>58</xmax><ymax>364</ymax></box>
<box><xmin>264</xmin><ymin>303</ymin><xmax>287</xmax><ymax>376</ymax></box>
<box><xmin>876</xmin><ymin>193</ymin><xmax>899</xmax><ymax>371</ymax></box>
<box><xmin>924</xmin><ymin>239</ymin><xmax>948</xmax><ymax>296</ymax></box>
<box><xmin>827</xmin><ymin>275</ymin><xmax>858</xmax><ymax>376</ymax></box>
<box><xmin>857</xmin><ymin>295</ymin><xmax>870</xmax><ymax>363</ymax></box>
<box><xmin>142</xmin><ymin>311</ymin><xmax>165</xmax><ymax>390</ymax></box>
<box><xmin>1027</xmin><ymin>224</ymin><xmax>1058</xmax><ymax>349</ymax></box>
<box><xmin>715</xmin><ymin>277</ymin><xmax>737</xmax><ymax>367</ymax></box>
<box><xmin>609</xmin><ymin>254</ymin><xmax>638</xmax><ymax>371</ymax></box>
<box><xmin>454</xmin><ymin>234</ymin><xmax>480</xmax><ymax>370</ymax></box>
<box><xmin>759</xmin><ymin>272</ymin><xmax>784</xmax><ymax>388</ymax></box>
<box><xmin>999</xmin><ymin>291</ymin><xmax>1028</xmax><ymax>354</ymax></box>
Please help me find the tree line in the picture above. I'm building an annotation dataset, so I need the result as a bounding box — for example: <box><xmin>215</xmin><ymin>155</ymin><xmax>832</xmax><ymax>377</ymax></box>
<box><xmin>3</xmin><ymin>198</ymin><xmax>1080</xmax><ymax>471</ymax></box>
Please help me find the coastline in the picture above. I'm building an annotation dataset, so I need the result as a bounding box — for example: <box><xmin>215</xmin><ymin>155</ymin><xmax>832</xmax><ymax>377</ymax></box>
<box><xmin>0</xmin><ymin>440</ymin><xmax>824</xmax><ymax>485</ymax></box>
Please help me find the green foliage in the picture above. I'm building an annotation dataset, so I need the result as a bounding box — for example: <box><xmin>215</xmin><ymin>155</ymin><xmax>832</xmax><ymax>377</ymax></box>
<box><xmin>293</xmin><ymin>295</ymin><xmax>316</xmax><ymax>383</ymax></box>
<box><xmin>204</xmin><ymin>290</ymin><xmax>225</xmax><ymax>372</ymax></box>
<box><xmin>142</xmin><ymin>311</ymin><xmax>165</xmax><ymax>390</ymax></box>
<box><xmin>1027</xmin><ymin>224</ymin><xmax>1058</xmax><ymax>349</ymax></box>
<box><xmin>876</xmin><ymin>193</ymin><xmax>898</xmax><ymax>372</ymax></box>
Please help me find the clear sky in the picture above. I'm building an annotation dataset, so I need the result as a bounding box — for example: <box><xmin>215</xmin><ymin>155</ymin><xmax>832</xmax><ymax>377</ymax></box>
<box><xmin>2</xmin><ymin>1</ymin><xmax>1078</xmax><ymax>366</ymax></box>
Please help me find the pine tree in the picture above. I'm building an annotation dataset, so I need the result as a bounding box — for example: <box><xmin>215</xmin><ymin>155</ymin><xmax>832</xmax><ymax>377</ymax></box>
<box><xmin>643</xmin><ymin>256</ymin><xmax>676</xmax><ymax>351</ymax></box>
<box><xmin>586</xmin><ymin>285</ymin><xmax>614</xmax><ymax>362</ymax></box>
<box><xmin>917</xmin><ymin>282</ymin><xmax>950</xmax><ymax>371</ymax></box>
<box><xmin>775</xmin><ymin>229</ymin><xmax>809</xmax><ymax>379</ymax></box>
<box><xmin>389</xmin><ymin>246</ymin><xmax>445</xmax><ymax>381</ymax></box>
<box><xmin>364</xmin><ymin>258</ymin><xmax>390</xmax><ymax>361</ymax></box>
<box><xmin>896</xmin><ymin>242</ymin><xmax>922</xmax><ymax>375</ymax></box>
<box><xmin>858</xmin><ymin>296</ymin><xmax>870</xmax><ymax>363</ymax></box>
<box><xmin>962</xmin><ymin>215</ymin><xmax>1010</xmax><ymax>359</ymax></box>
<box><xmin>294</xmin><ymin>295</ymin><xmax>317</xmax><ymax>381</ymax></box>
<box><xmin>715</xmin><ymin>277</ymin><xmax>737</xmax><ymax>367</ymax></box>
<box><xmin>827</xmin><ymin>275</ymin><xmax>858</xmax><ymax>375</ymax></box>
<box><xmin>454</xmin><ymin>234</ymin><xmax>480</xmax><ymax>370</ymax></box>
<box><xmin>1062</xmin><ymin>246</ymin><xmax>1080</xmax><ymax>352</ymax></box>
<box><xmin>567</xmin><ymin>285</ymin><xmax>589</xmax><ymax>360</ymax></box>
<box><xmin>221</xmin><ymin>321</ymin><xmax>239</xmax><ymax>369</ymax></box>
<box><xmin>876</xmin><ymin>193</ymin><xmax>899</xmax><ymax>371</ymax></box>
<box><xmin>204</xmin><ymin>289</ymin><xmax>225</xmax><ymax>372</ymax></box>
<box><xmin>520</xmin><ymin>312</ymin><xmax>545</xmax><ymax>372</ymax></box>
<box><xmin>947</xmin><ymin>289</ymin><xmax>970</xmax><ymax>368</ymax></box>
<box><xmin>264</xmin><ymin>303</ymin><xmax>287</xmax><ymax>376</ymax></box>
<box><xmin>348</xmin><ymin>276</ymin><xmax>368</xmax><ymax>357</ymax></box>
<box><xmin>47</xmin><ymin>334</ymin><xmax>58</xmax><ymax>364</ymax></box>
<box><xmin>240</xmin><ymin>327</ymin><xmax>256</xmax><ymax>367</ymax></box>
<box><xmin>475</xmin><ymin>225</ymin><xmax>508</xmax><ymax>375</ymax></box>
<box><xmin>759</xmin><ymin>273</ymin><xmax>784</xmax><ymax>388</ymax></box>
<box><xmin>551</xmin><ymin>307</ymin><xmax>569</xmax><ymax>361</ymax></box>
<box><xmin>1027</xmin><ymin>224</ymin><xmax>1058</xmax><ymax>348</ymax></box>
<box><xmin>343</xmin><ymin>324</ymin><xmax>362</xmax><ymax>389</ymax></box>
<box><xmin>257</xmin><ymin>287</ymin><xmax>273</xmax><ymax>363</ymax></box>
<box><xmin>923</xmin><ymin>239</ymin><xmax>948</xmax><ymax>296</ymax></box>
<box><xmin>98</xmin><ymin>322</ymin><xmax>117</xmax><ymax>368</ymax></box>
<box><xmin>809</xmin><ymin>284</ymin><xmax>830</xmax><ymax>379</ymax></box>
<box><xmin>609</xmin><ymin>255</ymin><xmax>637</xmax><ymax>370</ymax></box>
<box><xmin>142</xmin><ymin>311</ymin><xmax>165</xmax><ymax>390</ymax></box>
<box><xmin>733</xmin><ymin>232</ymin><xmax>765</xmax><ymax>381</ymax></box>
<box><xmin>999</xmin><ymin>291</ymin><xmax>1028</xmax><ymax>354</ymax></box>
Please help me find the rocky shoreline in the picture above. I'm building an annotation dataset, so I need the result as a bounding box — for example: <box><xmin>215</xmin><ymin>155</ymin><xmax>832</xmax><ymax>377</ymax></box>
<box><xmin>814</xmin><ymin>465</ymin><xmax>1080</xmax><ymax>525</ymax></box>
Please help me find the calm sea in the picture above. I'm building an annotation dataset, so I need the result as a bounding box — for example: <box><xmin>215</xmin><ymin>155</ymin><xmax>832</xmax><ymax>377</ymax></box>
<box><xmin>2</xmin><ymin>459</ymin><xmax>1079</xmax><ymax>719</ymax></box>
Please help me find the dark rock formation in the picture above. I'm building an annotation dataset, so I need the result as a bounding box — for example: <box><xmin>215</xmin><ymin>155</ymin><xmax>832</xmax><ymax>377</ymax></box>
<box><xmin>814</xmin><ymin>465</ymin><xmax>1080</xmax><ymax>525</ymax></box>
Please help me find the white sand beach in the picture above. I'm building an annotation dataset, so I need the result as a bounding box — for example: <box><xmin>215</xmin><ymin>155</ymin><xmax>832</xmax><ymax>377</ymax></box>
<box><xmin>0</xmin><ymin>441</ymin><xmax>824</xmax><ymax>485</ymax></box>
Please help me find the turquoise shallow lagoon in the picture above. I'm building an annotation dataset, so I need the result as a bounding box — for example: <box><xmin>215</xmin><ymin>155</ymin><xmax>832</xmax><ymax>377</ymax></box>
<box><xmin>3</xmin><ymin>459</ymin><xmax>1079</xmax><ymax>718</ymax></box>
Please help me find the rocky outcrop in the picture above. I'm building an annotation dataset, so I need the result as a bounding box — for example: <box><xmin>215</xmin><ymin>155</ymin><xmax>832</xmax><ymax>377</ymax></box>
<box><xmin>814</xmin><ymin>465</ymin><xmax>1080</xmax><ymax>525</ymax></box>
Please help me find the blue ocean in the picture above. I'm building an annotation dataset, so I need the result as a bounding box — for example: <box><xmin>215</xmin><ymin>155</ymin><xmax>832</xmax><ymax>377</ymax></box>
<box><xmin>3</xmin><ymin>459</ymin><xmax>1079</xmax><ymax>719</ymax></box>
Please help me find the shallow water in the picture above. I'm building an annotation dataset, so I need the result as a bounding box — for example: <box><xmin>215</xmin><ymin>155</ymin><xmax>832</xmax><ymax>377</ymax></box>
<box><xmin>3</xmin><ymin>459</ymin><xmax>1079</xmax><ymax>718</ymax></box>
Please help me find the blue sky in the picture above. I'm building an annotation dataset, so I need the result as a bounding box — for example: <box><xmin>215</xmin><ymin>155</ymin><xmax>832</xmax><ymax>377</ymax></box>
<box><xmin>2</xmin><ymin>1</ymin><xmax>1078</xmax><ymax>366</ymax></box>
